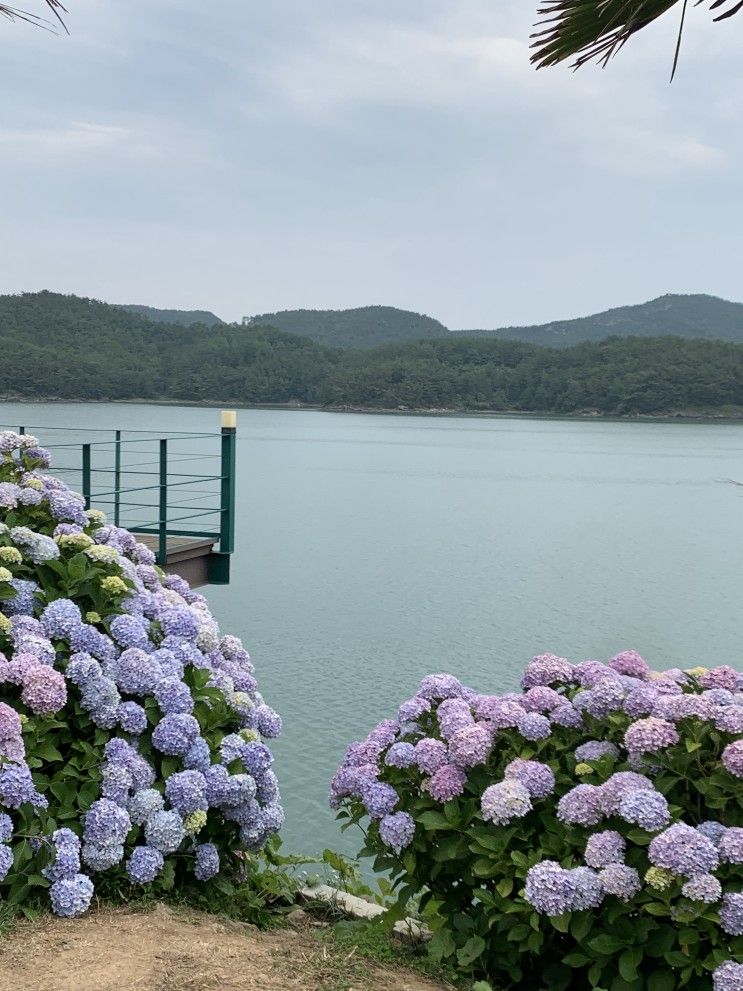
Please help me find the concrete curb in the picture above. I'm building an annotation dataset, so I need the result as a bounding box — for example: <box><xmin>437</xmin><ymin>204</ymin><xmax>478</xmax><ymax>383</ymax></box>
<box><xmin>299</xmin><ymin>884</ymin><xmax>429</xmax><ymax>941</ymax></box>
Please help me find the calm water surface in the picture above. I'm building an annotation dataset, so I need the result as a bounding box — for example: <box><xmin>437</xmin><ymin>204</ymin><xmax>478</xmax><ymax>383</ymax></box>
<box><xmin>2</xmin><ymin>402</ymin><xmax>743</xmax><ymax>855</ymax></box>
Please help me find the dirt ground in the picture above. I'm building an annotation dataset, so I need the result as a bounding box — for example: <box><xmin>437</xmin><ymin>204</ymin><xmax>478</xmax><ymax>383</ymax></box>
<box><xmin>0</xmin><ymin>903</ymin><xmax>446</xmax><ymax>991</ymax></box>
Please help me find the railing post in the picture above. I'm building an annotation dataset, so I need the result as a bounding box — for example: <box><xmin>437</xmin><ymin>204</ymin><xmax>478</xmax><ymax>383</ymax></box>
<box><xmin>220</xmin><ymin>411</ymin><xmax>237</xmax><ymax>555</ymax></box>
<box><xmin>114</xmin><ymin>430</ymin><xmax>122</xmax><ymax>526</ymax></box>
<box><xmin>18</xmin><ymin>426</ymin><xmax>25</xmax><ymax>435</ymax></box>
<box><xmin>158</xmin><ymin>438</ymin><xmax>168</xmax><ymax>566</ymax></box>
<box><xmin>82</xmin><ymin>444</ymin><xmax>91</xmax><ymax>509</ymax></box>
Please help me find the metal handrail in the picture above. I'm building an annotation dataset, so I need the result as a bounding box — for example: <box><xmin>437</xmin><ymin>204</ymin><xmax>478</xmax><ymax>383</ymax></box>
<box><xmin>8</xmin><ymin>413</ymin><xmax>238</xmax><ymax>569</ymax></box>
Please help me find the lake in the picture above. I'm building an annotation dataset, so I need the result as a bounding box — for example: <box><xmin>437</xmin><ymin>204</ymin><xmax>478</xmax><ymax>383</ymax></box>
<box><xmin>2</xmin><ymin>402</ymin><xmax>743</xmax><ymax>857</ymax></box>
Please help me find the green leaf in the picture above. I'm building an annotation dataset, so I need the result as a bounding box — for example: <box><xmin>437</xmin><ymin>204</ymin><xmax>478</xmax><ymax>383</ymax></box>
<box><xmin>427</xmin><ymin>928</ymin><xmax>456</xmax><ymax>963</ymax></box>
<box><xmin>457</xmin><ymin>935</ymin><xmax>486</xmax><ymax>968</ymax></box>
<box><xmin>550</xmin><ymin>913</ymin><xmax>570</xmax><ymax>933</ymax></box>
<box><xmin>472</xmin><ymin>857</ymin><xmax>500</xmax><ymax>878</ymax></box>
<box><xmin>418</xmin><ymin>811</ymin><xmax>451</xmax><ymax>832</ymax></box>
<box><xmin>496</xmin><ymin>877</ymin><xmax>513</xmax><ymax>898</ymax></box>
<box><xmin>589</xmin><ymin>934</ymin><xmax>625</xmax><ymax>955</ymax></box>
<box><xmin>618</xmin><ymin>949</ymin><xmax>639</xmax><ymax>982</ymax></box>
<box><xmin>647</xmin><ymin>971</ymin><xmax>676</xmax><ymax>991</ymax></box>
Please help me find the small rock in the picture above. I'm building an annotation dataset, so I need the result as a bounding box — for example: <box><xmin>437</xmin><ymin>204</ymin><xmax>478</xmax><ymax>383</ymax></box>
<box><xmin>287</xmin><ymin>909</ymin><xmax>307</xmax><ymax>926</ymax></box>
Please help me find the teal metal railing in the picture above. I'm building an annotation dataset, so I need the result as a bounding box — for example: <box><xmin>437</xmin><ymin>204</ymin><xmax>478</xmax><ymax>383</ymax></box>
<box><xmin>1</xmin><ymin>415</ymin><xmax>237</xmax><ymax>581</ymax></box>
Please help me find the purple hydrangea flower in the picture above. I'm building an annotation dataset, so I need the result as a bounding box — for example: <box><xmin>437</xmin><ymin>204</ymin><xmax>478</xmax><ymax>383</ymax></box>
<box><xmin>520</xmin><ymin>654</ymin><xmax>573</xmax><ymax>689</ymax></box>
<box><xmin>583</xmin><ymin>679</ymin><xmax>625</xmax><ymax>717</ymax></box>
<box><xmin>417</xmin><ymin>673</ymin><xmax>463</xmax><ymax>701</ymax></box>
<box><xmin>43</xmin><ymin>828</ymin><xmax>81</xmax><ymax>882</ymax></box>
<box><xmin>128</xmin><ymin>789</ymin><xmax>164</xmax><ymax>826</ymax></box>
<box><xmin>570</xmin><ymin>866</ymin><xmax>604</xmax><ymax>910</ymax></box>
<box><xmin>504</xmin><ymin>759</ymin><xmax>555</xmax><ymax>799</ymax></box>
<box><xmin>82</xmin><ymin>843</ymin><xmax>125</xmax><ymax>872</ymax></box>
<box><xmin>599</xmin><ymin>772</ymin><xmax>655</xmax><ymax>816</ymax></box>
<box><xmin>700</xmin><ymin>667</ymin><xmax>739</xmax><ymax>692</ymax></box>
<box><xmin>521</xmin><ymin>686</ymin><xmax>562</xmax><ymax>714</ymax></box>
<box><xmin>624</xmin><ymin>717</ymin><xmax>679</xmax><ymax>754</ymax></box>
<box><xmin>413</xmin><ymin>737</ymin><xmax>448</xmax><ymax>775</ymax></box>
<box><xmin>397</xmin><ymin>696</ymin><xmax>431</xmax><ymax>723</ymax></box>
<box><xmin>720</xmin><ymin>893</ymin><xmax>743</xmax><ymax>935</ymax></box>
<box><xmin>448</xmin><ymin>724</ymin><xmax>492</xmax><ymax>769</ymax></box>
<box><xmin>436</xmin><ymin>698</ymin><xmax>474</xmax><ymax>740</ymax></box>
<box><xmin>481</xmin><ymin>780</ymin><xmax>532</xmax><ymax>824</ymax></box>
<box><xmin>474</xmin><ymin>697</ymin><xmax>523</xmax><ymax>728</ymax></box>
<box><xmin>0</xmin><ymin>702</ymin><xmax>22</xmax><ymax>741</ymax></box>
<box><xmin>0</xmin><ymin>814</ymin><xmax>12</xmax><ymax>844</ymax></box>
<box><xmin>715</xmin><ymin>707</ymin><xmax>743</xmax><ymax>734</ymax></box>
<box><xmin>682</xmin><ymin>873</ymin><xmax>722</xmax><ymax>903</ymax></box>
<box><xmin>722</xmin><ymin>741</ymin><xmax>743</xmax><ymax>778</ymax></box>
<box><xmin>524</xmin><ymin>861</ymin><xmax>576</xmax><ymax>916</ymax></box>
<box><xmin>623</xmin><ymin>684</ymin><xmax>660</xmax><ymax>718</ymax></box>
<box><xmin>610</xmin><ymin>650</ymin><xmax>650</xmax><ymax>679</ymax></box>
<box><xmin>425</xmin><ymin>763</ymin><xmax>467</xmax><ymax>803</ymax></box>
<box><xmin>21</xmin><ymin>664</ymin><xmax>67</xmax><ymax>715</ymax></box>
<box><xmin>361</xmin><ymin>781</ymin><xmax>399</xmax><ymax>819</ymax></box>
<box><xmin>557</xmin><ymin>784</ymin><xmax>604</xmax><ymax>826</ymax></box>
<box><xmin>109</xmin><ymin>615</ymin><xmax>150</xmax><ymax>651</ymax></box>
<box><xmin>720</xmin><ymin>828</ymin><xmax>743</xmax><ymax>864</ymax></box>
<box><xmin>4</xmin><ymin>579</ymin><xmax>39</xmax><ymax>617</ymax></box>
<box><xmin>599</xmin><ymin>863</ymin><xmax>641</xmax><ymax>901</ymax></box>
<box><xmin>111</xmin><ymin>648</ymin><xmax>160</xmax><ymax>696</ymax></box>
<box><xmin>126</xmin><ymin>845</ymin><xmax>164</xmax><ymax>883</ymax></box>
<box><xmin>585</xmin><ymin>830</ymin><xmax>625</xmax><ymax>868</ymax></box>
<box><xmin>551</xmin><ymin>703</ymin><xmax>584</xmax><ymax>729</ymax></box>
<box><xmin>713</xmin><ymin>962</ymin><xmax>743</xmax><ymax>991</ymax></box>
<box><xmin>575</xmin><ymin>741</ymin><xmax>619</xmax><ymax>763</ymax></box>
<box><xmin>379</xmin><ymin>811</ymin><xmax>415</xmax><ymax>853</ymax></box>
<box><xmin>649</xmin><ymin>823</ymin><xmax>719</xmax><ymax>877</ymax></box>
<box><xmin>184</xmin><ymin>737</ymin><xmax>212</xmax><ymax>773</ymax></box>
<box><xmin>618</xmin><ymin>790</ymin><xmax>670</xmax><ymax>832</ymax></box>
<box><xmin>0</xmin><ymin>761</ymin><xmax>41</xmax><ymax>808</ymax></box>
<box><xmin>255</xmin><ymin>704</ymin><xmax>282</xmax><ymax>738</ymax></box>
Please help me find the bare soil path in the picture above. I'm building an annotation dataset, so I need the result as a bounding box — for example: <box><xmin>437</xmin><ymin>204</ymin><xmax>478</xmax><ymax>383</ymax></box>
<box><xmin>0</xmin><ymin>903</ymin><xmax>447</xmax><ymax>991</ymax></box>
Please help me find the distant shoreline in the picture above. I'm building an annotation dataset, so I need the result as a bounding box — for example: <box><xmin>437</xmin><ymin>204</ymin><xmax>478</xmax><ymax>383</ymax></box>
<box><xmin>2</xmin><ymin>396</ymin><xmax>743</xmax><ymax>425</ymax></box>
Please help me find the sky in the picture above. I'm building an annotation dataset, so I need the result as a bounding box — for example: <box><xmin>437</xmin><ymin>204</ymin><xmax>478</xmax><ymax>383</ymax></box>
<box><xmin>1</xmin><ymin>0</ymin><xmax>742</xmax><ymax>329</ymax></box>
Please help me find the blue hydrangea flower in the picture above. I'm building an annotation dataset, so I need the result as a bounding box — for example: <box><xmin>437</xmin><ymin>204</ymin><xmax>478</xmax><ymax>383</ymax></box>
<box><xmin>82</xmin><ymin>842</ymin><xmax>125</xmax><ymax>872</ymax></box>
<box><xmin>117</xmin><ymin>701</ymin><xmax>148</xmax><ymax>735</ymax></box>
<box><xmin>503</xmin><ymin>759</ymin><xmax>555</xmax><ymax>799</ymax></box>
<box><xmin>360</xmin><ymin>781</ymin><xmax>399</xmax><ymax>820</ymax></box>
<box><xmin>524</xmin><ymin>861</ymin><xmax>577</xmax><ymax>916</ymax></box>
<box><xmin>40</xmin><ymin>599</ymin><xmax>82</xmax><ymax>639</ymax></box>
<box><xmin>183</xmin><ymin>737</ymin><xmax>211</xmax><ymax>773</ymax></box>
<box><xmin>714</xmin><ymin>961</ymin><xmax>743</xmax><ymax>991</ymax></box>
<box><xmin>109</xmin><ymin>615</ymin><xmax>150</xmax><ymax>651</ymax></box>
<box><xmin>0</xmin><ymin>813</ymin><xmax>13</xmax><ymax>844</ymax></box>
<box><xmin>128</xmin><ymin>788</ymin><xmax>164</xmax><ymax>826</ymax></box>
<box><xmin>49</xmin><ymin>874</ymin><xmax>94</xmax><ymax>918</ymax></box>
<box><xmin>618</xmin><ymin>790</ymin><xmax>670</xmax><ymax>832</ymax></box>
<box><xmin>126</xmin><ymin>845</ymin><xmax>164</xmax><ymax>883</ymax></box>
<box><xmin>165</xmin><ymin>771</ymin><xmax>208</xmax><ymax>814</ymax></box>
<box><xmin>0</xmin><ymin>845</ymin><xmax>12</xmax><ymax>881</ymax></box>
<box><xmin>384</xmin><ymin>742</ymin><xmax>416</xmax><ymax>768</ymax></box>
<box><xmin>720</xmin><ymin>893</ymin><xmax>743</xmax><ymax>935</ymax></box>
<box><xmin>144</xmin><ymin>810</ymin><xmax>185</xmax><ymax>854</ymax></box>
<box><xmin>557</xmin><ymin>784</ymin><xmax>604</xmax><ymax>827</ymax></box>
<box><xmin>152</xmin><ymin>713</ymin><xmax>199</xmax><ymax>755</ymax></box>
<box><xmin>83</xmin><ymin>799</ymin><xmax>131</xmax><ymax>847</ymax></box>
<box><xmin>154</xmin><ymin>676</ymin><xmax>194</xmax><ymax>715</ymax></box>
<box><xmin>194</xmin><ymin>842</ymin><xmax>220</xmax><ymax>881</ymax></box>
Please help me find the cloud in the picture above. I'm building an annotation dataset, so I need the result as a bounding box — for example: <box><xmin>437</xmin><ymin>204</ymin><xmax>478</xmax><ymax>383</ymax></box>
<box><xmin>0</xmin><ymin>121</ymin><xmax>155</xmax><ymax>158</ymax></box>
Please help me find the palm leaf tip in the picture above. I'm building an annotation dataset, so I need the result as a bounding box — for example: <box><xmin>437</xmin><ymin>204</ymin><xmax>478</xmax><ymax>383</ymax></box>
<box><xmin>530</xmin><ymin>0</ymin><xmax>743</xmax><ymax>71</ymax></box>
<box><xmin>0</xmin><ymin>0</ymin><xmax>67</xmax><ymax>31</ymax></box>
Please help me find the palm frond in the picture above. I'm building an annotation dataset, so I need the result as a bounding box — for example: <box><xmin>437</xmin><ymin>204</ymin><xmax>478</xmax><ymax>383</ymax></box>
<box><xmin>530</xmin><ymin>0</ymin><xmax>741</xmax><ymax>73</ymax></box>
<box><xmin>0</xmin><ymin>0</ymin><xmax>67</xmax><ymax>31</ymax></box>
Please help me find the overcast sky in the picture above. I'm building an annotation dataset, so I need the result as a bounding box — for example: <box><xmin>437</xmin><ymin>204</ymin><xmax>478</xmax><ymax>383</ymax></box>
<box><xmin>1</xmin><ymin>0</ymin><xmax>741</xmax><ymax>328</ymax></box>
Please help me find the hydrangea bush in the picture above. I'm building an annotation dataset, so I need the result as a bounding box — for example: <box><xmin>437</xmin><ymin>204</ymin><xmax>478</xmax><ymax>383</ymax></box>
<box><xmin>332</xmin><ymin>652</ymin><xmax>743</xmax><ymax>991</ymax></box>
<box><xmin>0</xmin><ymin>432</ymin><xmax>283</xmax><ymax>917</ymax></box>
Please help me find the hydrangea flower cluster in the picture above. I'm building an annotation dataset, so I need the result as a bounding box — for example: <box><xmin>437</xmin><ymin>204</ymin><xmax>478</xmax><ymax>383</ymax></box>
<box><xmin>0</xmin><ymin>432</ymin><xmax>282</xmax><ymax>918</ymax></box>
<box><xmin>333</xmin><ymin>648</ymin><xmax>743</xmax><ymax>990</ymax></box>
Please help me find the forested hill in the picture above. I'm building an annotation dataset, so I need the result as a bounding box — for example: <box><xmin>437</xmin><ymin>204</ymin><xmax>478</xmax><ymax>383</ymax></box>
<box><xmin>117</xmin><ymin>304</ymin><xmax>224</xmax><ymax>327</ymax></box>
<box><xmin>246</xmin><ymin>295</ymin><xmax>743</xmax><ymax>349</ymax></box>
<box><xmin>463</xmin><ymin>294</ymin><xmax>743</xmax><ymax>347</ymax></box>
<box><xmin>243</xmin><ymin>305</ymin><xmax>449</xmax><ymax>349</ymax></box>
<box><xmin>2</xmin><ymin>291</ymin><xmax>743</xmax><ymax>416</ymax></box>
